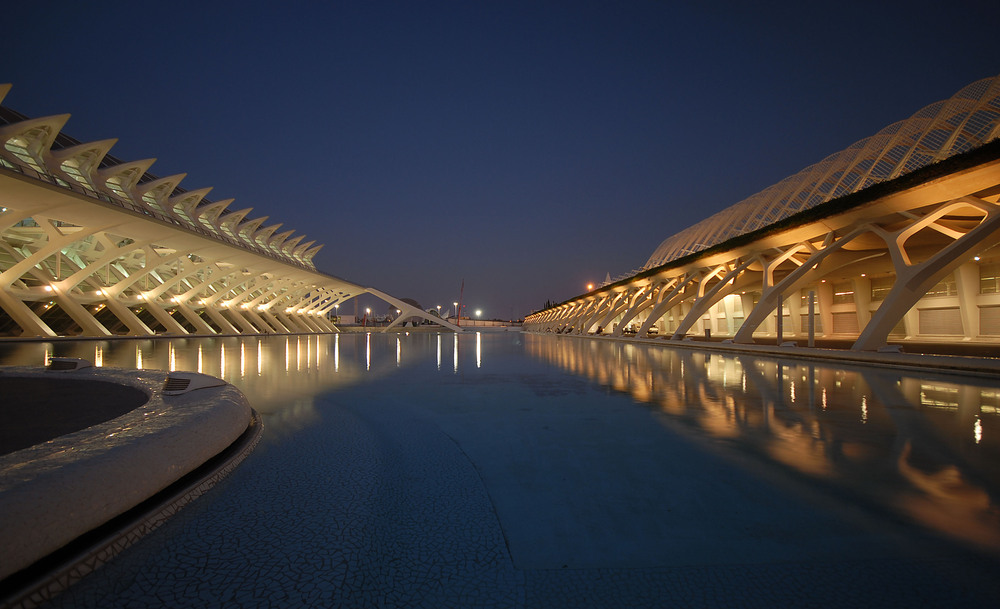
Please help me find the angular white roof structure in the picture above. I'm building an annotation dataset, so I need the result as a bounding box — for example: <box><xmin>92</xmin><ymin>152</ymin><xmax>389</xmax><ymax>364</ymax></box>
<box><xmin>0</xmin><ymin>84</ymin><xmax>458</xmax><ymax>337</ymax></box>
<box><xmin>644</xmin><ymin>75</ymin><xmax>1000</xmax><ymax>270</ymax></box>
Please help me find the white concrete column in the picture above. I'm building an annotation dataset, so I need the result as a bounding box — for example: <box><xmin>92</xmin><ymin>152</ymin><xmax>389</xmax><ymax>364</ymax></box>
<box><xmin>51</xmin><ymin>291</ymin><xmax>112</xmax><ymax>336</ymax></box>
<box><xmin>786</xmin><ymin>289</ymin><xmax>802</xmax><ymax>336</ymax></box>
<box><xmin>203</xmin><ymin>307</ymin><xmax>240</xmax><ymax>334</ymax></box>
<box><xmin>277</xmin><ymin>312</ymin><xmax>309</xmax><ymax>333</ymax></box>
<box><xmin>228</xmin><ymin>308</ymin><xmax>264</xmax><ymax>333</ymax></box>
<box><xmin>955</xmin><ymin>262</ymin><xmax>980</xmax><ymax>340</ymax></box>
<box><xmin>853</xmin><ymin>276</ymin><xmax>872</xmax><ymax>334</ymax></box>
<box><xmin>0</xmin><ymin>290</ymin><xmax>57</xmax><ymax>337</ymax></box>
<box><xmin>818</xmin><ymin>282</ymin><xmax>834</xmax><ymax>338</ymax></box>
<box><xmin>142</xmin><ymin>302</ymin><xmax>189</xmax><ymax>335</ymax></box>
<box><xmin>101</xmin><ymin>298</ymin><xmax>154</xmax><ymax>335</ymax></box>
<box><xmin>261</xmin><ymin>311</ymin><xmax>292</xmax><ymax>333</ymax></box>
<box><xmin>176</xmin><ymin>303</ymin><xmax>217</xmax><ymax>334</ymax></box>
<box><xmin>244</xmin><ymin>308</ymin><xmax>279</xmax><ymax>333</ymax></box>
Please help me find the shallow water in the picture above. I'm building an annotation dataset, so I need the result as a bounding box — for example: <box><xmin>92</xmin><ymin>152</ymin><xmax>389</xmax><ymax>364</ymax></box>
<box><xmin>3</xmin><ymin>332</ymin><xmax>999</xmax><ymax>607</ymax></box>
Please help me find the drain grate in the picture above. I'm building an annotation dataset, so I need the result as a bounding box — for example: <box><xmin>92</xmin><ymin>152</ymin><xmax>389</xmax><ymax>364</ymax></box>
<box><xmin>162</xmin><ymin>377</ymin><xmax>191</xmax><ymax>393</ymax></box>
<box><xmin>162</xmin><ymin>372</ymin><xmax>227</xmax><ymax>396</ymax></box>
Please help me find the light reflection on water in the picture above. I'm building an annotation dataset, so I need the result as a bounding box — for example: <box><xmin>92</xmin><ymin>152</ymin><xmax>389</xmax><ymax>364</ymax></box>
<box><xmin>2</xmin><ymin>332</ymin><xmax>999</xmax><ymax>551</ymax></box>
<box><xmin>3</xmin><ymin>334</ymin><xmax>411</xmax><ymax>441</ymax></box>
<box><xmin>525</xmin><ymin>334</ymin><xmax>1000</xmax><ymax>550</ymax></box>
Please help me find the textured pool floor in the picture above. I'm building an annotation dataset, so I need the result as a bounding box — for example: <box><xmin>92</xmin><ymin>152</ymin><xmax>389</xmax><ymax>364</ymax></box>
<box><xmin>8</xmin><ymin>333</ymin><xmax>999</xmax><ymax>608</ymax></box>
<box><xmin>43</xmin><ymin>382</ymin><xmax>999</xmax><ymax>606</ymax></box>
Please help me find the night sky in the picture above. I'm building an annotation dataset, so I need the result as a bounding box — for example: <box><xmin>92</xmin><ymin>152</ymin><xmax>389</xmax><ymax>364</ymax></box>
<box><xmin>3</xmin><ymin>1</ymin><xmax>998</xmax><ymax>320</ymax></box>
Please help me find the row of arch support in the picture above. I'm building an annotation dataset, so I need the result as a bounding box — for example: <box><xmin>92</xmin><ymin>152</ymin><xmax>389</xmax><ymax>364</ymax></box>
<box><xmin>532</xmin><ymin>195</ymin><xmax>1000</xmax><ymax>350</ymax></box>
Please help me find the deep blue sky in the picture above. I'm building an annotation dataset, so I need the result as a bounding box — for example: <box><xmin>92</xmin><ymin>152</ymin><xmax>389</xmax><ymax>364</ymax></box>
<box><xmin>3</xmin><ymin>1</ymin><xmax>998</xmax><ymax>319</ymax></box>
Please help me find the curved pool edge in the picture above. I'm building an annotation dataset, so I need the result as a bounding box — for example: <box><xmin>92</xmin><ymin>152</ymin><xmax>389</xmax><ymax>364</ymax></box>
<box><xmin>0</xmin><ymin>366</ymin><xmax>263</xmax><ymax>609</ymax></box>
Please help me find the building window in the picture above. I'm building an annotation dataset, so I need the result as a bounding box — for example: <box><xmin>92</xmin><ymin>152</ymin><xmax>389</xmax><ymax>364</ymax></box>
<box><xmin>832</xmin><ymin>282</ymin><xmax>854</xmax><ymax>304</ymax></box>
<box><xmin>981</xmin><ymin>263</ymin><xmax>1000</xmax><ymax>294</ymax></box>
<box><xmin>870</xmin><ymin>276</ymin><xmax>894</xmax><ymax>301</ymax></box>
<box><xmin>926</xmin><ymin>273</ymin><xmax>957</xmax><ymax>297</ymax></box>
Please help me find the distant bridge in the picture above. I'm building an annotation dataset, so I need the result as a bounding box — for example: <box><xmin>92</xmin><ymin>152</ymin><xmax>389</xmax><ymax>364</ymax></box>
<box><xmin>525</xmin><ymin>75</ymin><xmax>1000</xmax><ymax>351</ymax></box>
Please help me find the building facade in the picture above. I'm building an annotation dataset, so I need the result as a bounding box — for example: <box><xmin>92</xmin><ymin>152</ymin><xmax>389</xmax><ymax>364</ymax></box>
<box><xmin>0</xmin><ymin>84</ymin><xmax>456</xmax><ymax>338</ymax></box>
<box><xmin>525</xmin><ymin>75</ymin><xmax>1000</xmax><ymax>350</ymax></box>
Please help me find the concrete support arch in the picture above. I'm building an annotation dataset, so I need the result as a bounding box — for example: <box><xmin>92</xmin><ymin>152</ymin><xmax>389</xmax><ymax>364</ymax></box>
<box><xmin>854</xmin><ymin>197</ymin><xmax>1000</xmax><ymax>350</ymax></box>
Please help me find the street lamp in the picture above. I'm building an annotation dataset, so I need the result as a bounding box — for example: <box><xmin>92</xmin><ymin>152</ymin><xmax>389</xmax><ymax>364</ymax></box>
<box><xmin>475</xmin><ymin>309</ymin><xmax>482</xmax><ymax>318</ymax></box>
<box><xmin>587</xmin><ymin>283</ymin><xmax>594</xmax><ymax>291</ymax></box>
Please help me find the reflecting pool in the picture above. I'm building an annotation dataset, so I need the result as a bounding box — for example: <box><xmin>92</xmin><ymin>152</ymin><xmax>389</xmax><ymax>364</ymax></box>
<box><xmin>2</xmin><ymin>332</ymin><xmax>999</xmax><ymax>608</ymax></box>
<box><xmin>524</xmin><ymin>334</ymin><xmax>1000</xmax><ymax>551</ymax></box>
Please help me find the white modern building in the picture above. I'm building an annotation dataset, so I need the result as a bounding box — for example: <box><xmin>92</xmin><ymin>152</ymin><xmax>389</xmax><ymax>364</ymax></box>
<box><xmin>525</xmin><ymin>75</ymin><xmax>1000</xmax><ymax>350</ymax></box>
<box><xmin>0</xmin><ymin>84</ymin><xmax>458</xmax><ymax>338</ymax></box>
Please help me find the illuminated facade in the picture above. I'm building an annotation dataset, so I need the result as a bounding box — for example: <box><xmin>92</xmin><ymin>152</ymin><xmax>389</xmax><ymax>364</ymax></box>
<box><xmin>0</xmin><ymin>84</ymin><xmax>458</xmax><ymax>337</ymax></box>
<box><xmin>525</xmin><ymin>75</ymin><xmax>1000</xmax><ymax>350</ymax></box>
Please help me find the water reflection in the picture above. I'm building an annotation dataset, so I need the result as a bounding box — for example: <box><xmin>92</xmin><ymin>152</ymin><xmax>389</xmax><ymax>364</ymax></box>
<box><xmin>525</xmin><ymin>334</ymin><xmax>1000</xmax><ymax>550</ymax></box>
<box><xmin>0</xmin><ymin>335</ymin><xmax>434</xmax><ymax>441</ymax></box>
<box><xmin>3</xmin><ymin>332</ymin><xmax>999</xmax><ymax>552</ymax></box>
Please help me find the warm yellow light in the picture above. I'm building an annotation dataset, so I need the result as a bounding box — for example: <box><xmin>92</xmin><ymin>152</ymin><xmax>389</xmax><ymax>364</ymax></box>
<box><xmin>586</xmin><ymin>283</ymin><xmax>594</xmax><ymax>291</ymax></box>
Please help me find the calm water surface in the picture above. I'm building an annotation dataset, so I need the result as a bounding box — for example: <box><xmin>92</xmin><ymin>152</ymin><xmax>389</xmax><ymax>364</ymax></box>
<box><xmin>3</xmin><ymin>331</ymin><xmax>999</xmax><ymax>606</ymax></box>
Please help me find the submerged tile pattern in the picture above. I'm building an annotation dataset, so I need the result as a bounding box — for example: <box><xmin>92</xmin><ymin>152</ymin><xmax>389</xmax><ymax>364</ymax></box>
<box><xmin>4</xmin><ymin>415</ymin><xmax>261</xmax><ymax>609</ymax></box>
<box><xmin>44</xmin><ymin>392</ymin><xmax>523</xmax><ymax>608</ymax></box>
<box><xmin>8</xmin><ymin>333</ymin><xmax>1000</xmax><ymax>608</ymax></box>
<box><xmin>39</xmin><ymin>385</ymin><xmax>1000</xmax><ymax>609</ymax></box>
